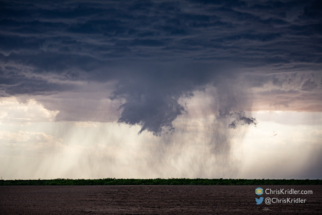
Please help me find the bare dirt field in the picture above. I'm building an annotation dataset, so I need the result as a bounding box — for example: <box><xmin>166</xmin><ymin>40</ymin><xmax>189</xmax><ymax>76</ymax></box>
<box><xmin>0</xmin><ymin>185</ymin><xmax>321</xmax><ymax>214</ymax></box>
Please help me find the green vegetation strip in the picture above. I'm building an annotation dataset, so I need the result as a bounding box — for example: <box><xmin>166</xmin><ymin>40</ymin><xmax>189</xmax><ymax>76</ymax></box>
<box><xmin>0</xmin><ymin>179</ymin><xmax>321</xmax><ymax>185</ymax></box>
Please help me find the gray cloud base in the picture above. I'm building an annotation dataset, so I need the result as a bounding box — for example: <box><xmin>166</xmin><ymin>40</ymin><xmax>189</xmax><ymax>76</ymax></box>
<box><xmin>0</xmin><ymin>0</ymin><xmax>321</xmax><ymax>134</ymax></box>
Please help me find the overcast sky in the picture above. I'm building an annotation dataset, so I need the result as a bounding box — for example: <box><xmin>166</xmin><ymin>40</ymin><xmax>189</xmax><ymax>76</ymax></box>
<box><xmin>0</xmin><ymin>0</ymin><xmax>322</xmax><ymax>179</ymax></box>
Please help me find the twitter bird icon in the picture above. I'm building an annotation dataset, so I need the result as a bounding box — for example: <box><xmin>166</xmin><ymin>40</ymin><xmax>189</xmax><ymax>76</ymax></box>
<box><xmin>255</xmin><ymin>197</ymin><xmax>264</xmax><ymax>205</ymax></box>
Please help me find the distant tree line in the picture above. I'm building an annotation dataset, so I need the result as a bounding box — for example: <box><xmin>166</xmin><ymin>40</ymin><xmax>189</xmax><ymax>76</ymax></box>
<box><xmin>0</xmin><ymin>178</ymin><xmax>321</xmax><ymax>185</ymax></box>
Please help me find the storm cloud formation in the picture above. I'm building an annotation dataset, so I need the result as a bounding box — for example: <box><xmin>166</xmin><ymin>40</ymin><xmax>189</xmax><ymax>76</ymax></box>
<box><xmin>1</xmin><ymin>0</ymin><xmax>322</xmax><ymax>180</ymax></box>
<box><xmin>0</xmin><ymin>0</ymin><xmax>322</xmax><ymax>135</ymax></box>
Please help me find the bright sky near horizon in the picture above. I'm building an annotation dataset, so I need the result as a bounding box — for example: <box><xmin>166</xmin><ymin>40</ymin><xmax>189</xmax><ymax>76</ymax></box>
<box><xmin>0</xmin><ymin>95</ymin><xmax>321</xmax><ymax>179</ymax></box>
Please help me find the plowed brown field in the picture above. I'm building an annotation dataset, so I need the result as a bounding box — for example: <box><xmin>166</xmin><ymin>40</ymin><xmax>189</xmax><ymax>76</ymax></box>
<box><xmin>0</xmin><ymin>185</ymin><xmax>321</xmax><ymax>214</ymax></box>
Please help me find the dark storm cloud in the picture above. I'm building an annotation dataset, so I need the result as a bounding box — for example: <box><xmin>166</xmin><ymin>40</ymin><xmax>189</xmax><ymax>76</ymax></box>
<box><xmin>0</xmin><ymin>0</ymin><xmax>321</xmax><ymax>134</ymax></box>
<box><xmin>110</xmin><ymin>63</ymin><xmax>214</xmax><ymax>134</ymax></box>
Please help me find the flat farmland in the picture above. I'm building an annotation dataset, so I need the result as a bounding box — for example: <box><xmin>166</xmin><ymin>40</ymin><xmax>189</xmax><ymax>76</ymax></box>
<box><xmin>0</xmin><ymin>185</ymin><xmax>321</xmax><ymax>214</ymax></box>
